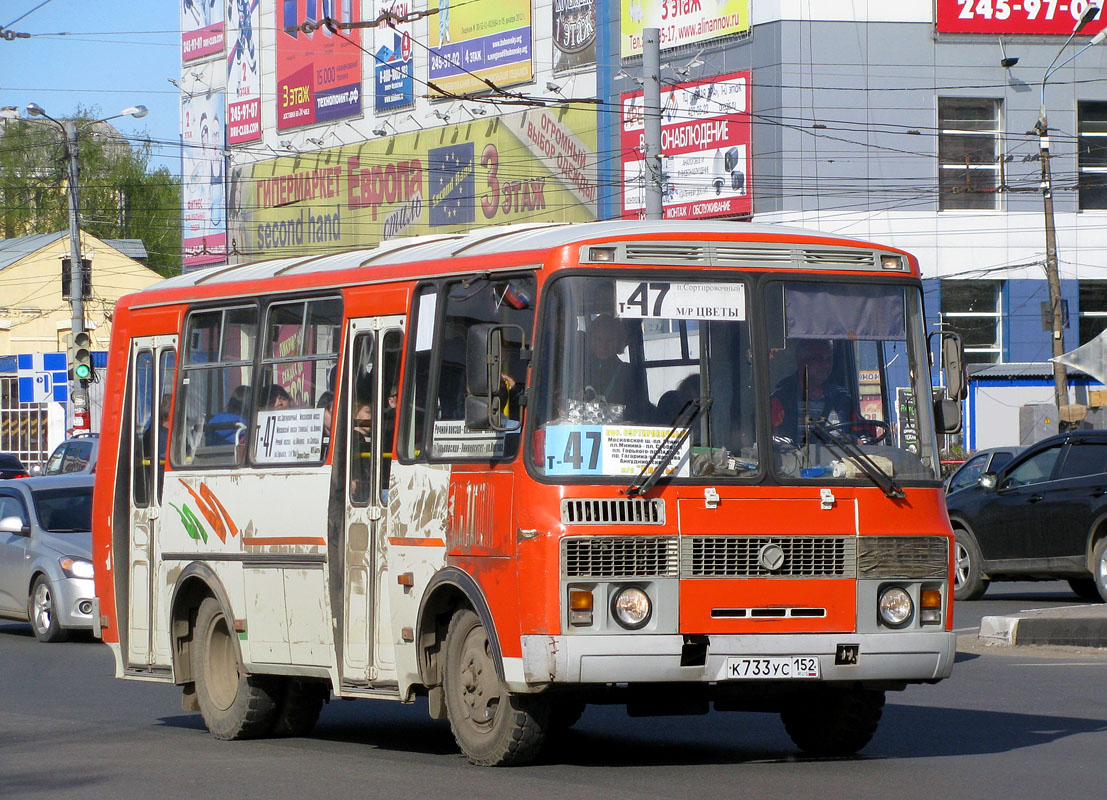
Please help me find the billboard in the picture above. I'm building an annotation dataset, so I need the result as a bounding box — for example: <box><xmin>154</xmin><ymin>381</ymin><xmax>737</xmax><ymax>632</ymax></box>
<box><xmin>182</xmin><ymin>92</ymin><xmax>228</xmax><ymax>269</ymax></box>
<box><xmin>621</xmin><ymin>72</ymin><xmax>751</xmax><ymax>220</ymax></box>
<box><xmin>277</xmin><ymin>0</ymin><xmax>364</xmax><ymax>130</ymax></box>
<box><xmin>374</xmin><ymin>0</ymin><xmax>415</xmax><ymax>111</ymax></box>
<box><xmin>620</xmin><ymin>0</ymin><xmax>747</xmax><ymax>57</ymax></box>
<box><xmin>183</xmin><ymin>0</ymin><xmax>226</xmax><ymax>62</ymax></box>
<box><xmin>936</xmin><ymin>0</ymin><xmax>1106</xmax><ymax>34</ymax></box>
<box><xmin>227</xmin><ymin>0</ymin><xmax>261</xmax><ymax>144</ymax></box>
<box><xmin>227</xmin><ymin>105</ymin><xmax>599</xmax><ymax>258</ymax></box>
<box><xmin>428</xmin><ymin>0</ymin><xmax>533</xmax><ymax>96</ymax></box>
<box><xmin>553</xmin><ymin>0</ymin><xmax>597</xmax><ymax>73</ymax></box>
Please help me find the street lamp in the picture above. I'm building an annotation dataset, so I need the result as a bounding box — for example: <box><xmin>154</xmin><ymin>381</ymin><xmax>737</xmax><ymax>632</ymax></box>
<box><xmin>23</xmin><ymin>102</ymin><xmax>148</xmax><ymax>430</ymax></box>
<box><xmin>1036</xmin><ymin>7</ymin><xmax>1107</xmax><ymax>427</ymax></box>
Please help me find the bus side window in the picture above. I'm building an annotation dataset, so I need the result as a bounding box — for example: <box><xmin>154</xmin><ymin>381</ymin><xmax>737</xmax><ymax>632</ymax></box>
<box><xmin>132</xmin><ymin>349</ymin><xmax>154</xmax><ymax>507</ymax></box>
<box><xmin>173</xmin><ymin>306</ymin><xmax>257</xmax><ymax>468</ymax></box>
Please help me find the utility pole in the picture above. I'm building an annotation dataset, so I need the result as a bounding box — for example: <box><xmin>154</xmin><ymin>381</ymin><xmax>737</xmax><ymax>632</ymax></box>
<box><xmin>1037</xmin><ymin>8</ymin><xmax>1106</xmax><ymax>428</ymax></box>
<box><xmin>642</xmin><ymin>27</ymin><xmax>664</xmax><ymax>220</ymax></box>
<box><xmin>63</xmin><ymin>119</ymin><xmax>89</xmax><ymax>431</ymax></box>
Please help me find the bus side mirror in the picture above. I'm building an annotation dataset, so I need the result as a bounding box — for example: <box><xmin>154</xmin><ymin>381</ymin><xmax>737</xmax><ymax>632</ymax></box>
<box><xmin>465</xmin><ymin>324</ymin><xmax>526</xmax><ymax>431</ymax></box>
<box><xmin>933</xmin><ymin>397</ymin><xmax>962</xmax><ymax>435</ymax></box>
<box><xmin>941</xmin><ymin>332</ymin><xmax>966</xmax><ymax>400</ymax></box>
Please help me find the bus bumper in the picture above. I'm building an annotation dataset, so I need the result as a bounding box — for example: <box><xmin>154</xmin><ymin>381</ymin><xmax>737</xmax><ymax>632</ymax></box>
<box><xmin>511</xmin><ymin>631</ymin><xmax>955</xmax><ymax>691</ymax></box>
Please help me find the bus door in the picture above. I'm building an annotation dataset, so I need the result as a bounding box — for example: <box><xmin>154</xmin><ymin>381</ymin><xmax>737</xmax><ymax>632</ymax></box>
<box><xmin>126</xmin><ymin>336</ymin><xmax>177</xmax><ymax>668</ymax></box>
<box><xmin>341</xmin><ymin>317</ymin><xmax>404</xmax><ymax>686</ymax></box>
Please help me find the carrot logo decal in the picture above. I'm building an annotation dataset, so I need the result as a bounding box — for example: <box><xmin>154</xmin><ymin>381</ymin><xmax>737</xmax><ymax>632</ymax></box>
<box><xmin>174</xmin><ymin>479</ymin><xmax>240</xmax><ymax>543</ymax></box>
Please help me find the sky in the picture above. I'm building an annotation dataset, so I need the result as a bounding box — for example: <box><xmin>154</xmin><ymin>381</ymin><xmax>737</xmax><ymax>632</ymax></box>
<box><xmin>0</xmin><ymin>0</ymin><xmax>183</xmax><ymax>171</ymax></box>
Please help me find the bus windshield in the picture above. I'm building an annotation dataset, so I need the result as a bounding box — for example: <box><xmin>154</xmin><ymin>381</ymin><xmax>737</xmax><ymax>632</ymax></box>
<box><xmin>531</xmin><ymin>274</ymin><xmax>941</xmax><ymax>484</ymax></box>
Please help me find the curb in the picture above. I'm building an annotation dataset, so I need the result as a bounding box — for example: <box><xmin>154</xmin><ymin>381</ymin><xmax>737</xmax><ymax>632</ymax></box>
<box><xmin>979</xmin><ymin>606</ymin><xmax>1107</xmax><ymax>648</ymax></box>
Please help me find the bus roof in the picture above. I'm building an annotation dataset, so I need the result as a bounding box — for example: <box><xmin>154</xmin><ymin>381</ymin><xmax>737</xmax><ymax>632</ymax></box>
<box><xmin>154</xmin><ymin>221</ymin><xmax>914</xmax><ymax>291</ymax></box>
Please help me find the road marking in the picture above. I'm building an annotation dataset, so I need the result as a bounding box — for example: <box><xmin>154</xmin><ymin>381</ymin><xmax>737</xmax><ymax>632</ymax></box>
<box><xmin>1008</xmin><ymin>662</ymin><xmax>1107</xmax><ymax>667</ymax></box>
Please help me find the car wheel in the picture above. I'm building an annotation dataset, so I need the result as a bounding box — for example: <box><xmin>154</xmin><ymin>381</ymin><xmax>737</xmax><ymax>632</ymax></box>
<box><xmin>29</xmin><ymin>574</ymin><xmax>69</xmax><ymax>643</ymax></box>
<box><xmin>953</xmin><ymin>529</ymin><xmax>989</xmax><ymax>601</ymax></box>
<box><xmin>191</xmin><ymin>597</ymin><xmax>279</xmax><ymax>740</ymax></box>
<box><xmin>1092</xmin><ymin>538</ymin><xmax>1107</xmax><ymax>603</ymax></box>
<box><xmin>1066</xmin><ymin>578</ymin><xmax>1103</xmax><ymax>602</ymax></box>
<box><xmin>781</xmin><ymin>688</ymin><xmax>885</xmax><ymax>757</ymax></box>
<box><xmin>443</xmin><ymin>608</ymin><xmax>550</xmax><ymax>766</ymax></box>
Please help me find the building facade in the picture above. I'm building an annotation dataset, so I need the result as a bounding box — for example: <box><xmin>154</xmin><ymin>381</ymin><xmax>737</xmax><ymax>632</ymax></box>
<box><xmin>178</xmin><ymin>0</ymin><xmax>1107</xmax><ymax>373</ymax></box>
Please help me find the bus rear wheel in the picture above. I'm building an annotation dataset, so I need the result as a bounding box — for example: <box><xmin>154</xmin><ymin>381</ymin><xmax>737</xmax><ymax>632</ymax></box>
<box><xmin>443</xmin><ymin>609</ymin><xmax>550</xmax><ymax>766</ymax></box>
<box><xmin>781</xmin><ymin>687</ymin><xmax>885</xmax><ymax>757</ymax></box>
<box><xmin>192</xmin><ymin>597</ymin><xmax>279</xmax><ymax>740</ymax></box>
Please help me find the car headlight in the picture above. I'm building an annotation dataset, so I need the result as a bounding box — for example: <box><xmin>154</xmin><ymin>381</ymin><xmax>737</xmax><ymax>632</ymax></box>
<box><xmin>878</xmin><ymin>586</ymin><xmax>913</xmax><ymax>627</ymax></box>
<box><xmin>611</xmin><ymin>586</ymin><xmax>652</xmax><ymax>630</ymax></box>
<box><xmin>59</xmin><ymin>556</ymin><xmax>94</xmax><ymax>579</ymax></box>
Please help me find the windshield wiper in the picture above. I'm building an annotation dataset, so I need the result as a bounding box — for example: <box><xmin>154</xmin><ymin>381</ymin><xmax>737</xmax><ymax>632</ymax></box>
<box><xmin>624</xmin><ymin>397</ymin><xmax>712</xmax><ymax>497</ymax></box>
<box><xmin>808</xmin><ymin>419</ymin><xmax>906</xmax><ymax>499</ymax></box>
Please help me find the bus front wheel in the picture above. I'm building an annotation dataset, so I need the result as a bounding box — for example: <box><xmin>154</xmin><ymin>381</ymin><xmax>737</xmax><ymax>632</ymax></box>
<box><xmin>443</xmin><ymin>608</ymin><xmax>550</xmax><ymax>766</ymax></box>
<box><xmin>781</xmin><ymin>687</ymin><xmax>885</xmax><ymax>757</ymax></box>
<box><xmin>192</xmin><ymin>597</ymin><xmax>279</xmax><ymax>740</ymax></box>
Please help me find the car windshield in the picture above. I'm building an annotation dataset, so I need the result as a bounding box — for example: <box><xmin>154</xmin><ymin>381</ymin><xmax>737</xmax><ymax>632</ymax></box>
<box><xmin>32</xmin><ymin>486</ymin><xmax>92</xmax><ymax>532</ymax></box>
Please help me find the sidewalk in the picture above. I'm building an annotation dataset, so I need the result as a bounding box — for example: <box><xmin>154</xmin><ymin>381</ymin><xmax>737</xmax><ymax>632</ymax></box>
<box><xmin>979</xmin><ymin>604</ymin><xmax>1107</xmax><ymax>647</ymax></box>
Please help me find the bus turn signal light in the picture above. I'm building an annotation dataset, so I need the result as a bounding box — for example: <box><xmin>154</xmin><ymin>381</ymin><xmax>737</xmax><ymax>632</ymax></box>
<box><xmin>569</xmin><ymin>589</ymin><xmax>593</xmax><ymax>627</ymax></box>
<box><xmin>920</xmin><ymin>588</ymin><xmax>942</xmax><ymax>624</ymax></box>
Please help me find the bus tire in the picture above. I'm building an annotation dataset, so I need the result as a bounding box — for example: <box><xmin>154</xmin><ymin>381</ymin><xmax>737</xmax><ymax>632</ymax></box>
<box><xmin>443</xmin><ymin>608</ymin><xmax>550</xmax><ymax>766</ymax></box>
<box><xmin>192</xmin><ymin>597</ymin><xmax>279</xmax><ymax>740</ymax></box>
<box><xmin>953</xmin><ymin>528</ymin><xmax>988</xmax><ymax>601</ymax></box>
<box><xmin>271</xmin><ymin>678</ymin><xmax>328</xmax><ymax>737</ymax></box>
<box><xmin>781</xmin><ymin>687</ymin><xmax>885</xmax><ymax>757</ymax></box>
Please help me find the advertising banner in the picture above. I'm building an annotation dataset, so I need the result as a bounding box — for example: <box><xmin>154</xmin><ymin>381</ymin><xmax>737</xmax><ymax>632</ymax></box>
<box><xmin>276</xmin><ymin>0</ymin><xmax>363</xmax><ymax>130</ymax></box>
<box><xmin>621</xmin><ymin>71</ymin><xmax>751</xmax><ymax>220</ymax></box>
<box><xmin>428</xmin><ymin>0</ymin><xmax>533</xmax><ymax>96</ymax></box>
<box><xmin>183</xmin><ymin>0</ymin><xmax>226</xmax><ymax>62</ymax></box>
<box><xmin>620</xmin><ymin>0</ymin><xmax>748</xmax><ymax>57</ymax></box>
<box><xmin>936</xmin><ymin>0</ymin><xmax>1106</xmax><ymax>34</ymax></box>
<box><xmin>227</xmin><ymin>105</ymin><xmax>598</xmax><ymax>258</ymax></box>
<box><xmin>227</xmin><ymin>0</ymin><xmax>261</xmax><ymax>144</ymax></box>
<box><xmin>182</xmin><ymin>92</ymin><xmax>228</xmax><ymax>269</ymax></box>
<box><xmin>553</xmin><ymin>0</ymin><xmax>597</xmax><ymax>73</ymax></box>
<box><xmin>374</xmin><ymin>0</ymin><xmax>415</xmax><ymax>111</ymax></box>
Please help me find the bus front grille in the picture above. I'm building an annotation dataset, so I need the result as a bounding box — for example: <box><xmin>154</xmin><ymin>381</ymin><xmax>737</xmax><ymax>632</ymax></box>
<box><xmin>562</xmin><ymin>536</ymin><xmax>680</xmax><ymax>578</ymax></box>
<box><xmin>561</xmin><ymin>498</ymin><xmax>666</xmax><ymax>525</ymax></box>
<box><xmin>857</xmin><ymin>536</ymin><xmax>949</xmax><ymax>579</ymax></box>
<box><xmin>681</xmin><ymin>536</ymin><xmax>858</xmax><ymax>579</ymax></box>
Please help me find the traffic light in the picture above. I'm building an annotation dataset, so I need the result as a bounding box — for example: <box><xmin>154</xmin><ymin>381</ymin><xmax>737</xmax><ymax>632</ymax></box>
<box><xmin>68</xmin><ymin>331</ymin><xmax>93</xmax><ymax>383</ymax></box>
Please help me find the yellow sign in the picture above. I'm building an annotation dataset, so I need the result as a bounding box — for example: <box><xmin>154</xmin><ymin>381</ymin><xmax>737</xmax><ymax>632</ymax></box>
<box><xmin>428</xmin><ymin>0</ymin><xmax>533</xmax><ymax>96</ymax></box>
<box><xmin>620</xmin><ymin>0</ymin><xmax>749</xmax><ymax>57</ymax></box>
<box><xmin>227</xmin><ymin>106</ymin><xmax>598</xmax><ymax>259</ymax></box>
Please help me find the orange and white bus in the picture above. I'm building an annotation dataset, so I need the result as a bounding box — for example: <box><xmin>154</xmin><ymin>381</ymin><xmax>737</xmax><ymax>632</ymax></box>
<box><xmin>92</xmin><ymin>221</ymin><xmax>962</xmax><ymax>766</ymax></box>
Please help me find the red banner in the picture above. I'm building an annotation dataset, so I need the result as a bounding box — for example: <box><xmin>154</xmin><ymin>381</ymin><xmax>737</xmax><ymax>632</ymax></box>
<box><xmin>937</xmin><ymin>0</ymin><xmax>1107</xmax><ymax>35</ymax></box>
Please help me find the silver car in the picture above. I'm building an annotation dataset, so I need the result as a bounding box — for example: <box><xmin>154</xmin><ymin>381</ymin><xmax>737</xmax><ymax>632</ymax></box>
<box><xmin>0</xmin><ymin>475</ymin><xmax>94</xmax><ymax>642</ymax></box>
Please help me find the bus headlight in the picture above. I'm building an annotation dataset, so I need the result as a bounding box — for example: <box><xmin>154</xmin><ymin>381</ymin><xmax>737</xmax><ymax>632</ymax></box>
<box><xmin>878</xmin><ymin>586</ymin><xmax>913</xmax><ymax>627</ymax></box>
<box><xmin>611</xmin><ymin>586</ymin><xmax>652</xmax><ymax>630</ymax></box>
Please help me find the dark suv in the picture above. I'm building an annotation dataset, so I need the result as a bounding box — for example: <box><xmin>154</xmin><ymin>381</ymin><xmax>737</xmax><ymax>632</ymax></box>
<box><xmin>946</xmin><ymin>430</ymin><xmax>1107</xmax><ymax>601</ymax></box>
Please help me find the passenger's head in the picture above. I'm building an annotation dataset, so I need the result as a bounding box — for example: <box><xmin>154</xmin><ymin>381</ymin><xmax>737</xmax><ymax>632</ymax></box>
<box><xmin>794</xmin><ymin>340</ymin><xmax>834</xmax><ymax>385</ymax></box>
<box><xmin>261</xmin><ymin>384</ymin><xmax>292</xmax><ymax>409</ymax></box>
<box><xmin>353</xmin><ymin>402</ymin><xmax>372</xmax><ymax>435</ymax></box>
<box><xmin>227</xmin><ymin>384</ymin><xmax>251</xmax><ymax>415</ymax></box>
<box><xmin>588</xmin><ymin>314</ymin><xmax>628</xmax><ymax>360</ymax></box>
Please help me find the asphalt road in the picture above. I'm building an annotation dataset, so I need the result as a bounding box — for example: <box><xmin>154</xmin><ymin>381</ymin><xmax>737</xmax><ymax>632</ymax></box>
<box><xmin>1</xmin><ymin>582</ymin><xmax>1105</xmax><ymax>799</ymax></box>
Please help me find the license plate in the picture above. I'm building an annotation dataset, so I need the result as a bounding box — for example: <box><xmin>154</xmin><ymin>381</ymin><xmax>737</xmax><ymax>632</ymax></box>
<box><xmin>725</xmin><ymin>656</ymin><xmax>821</xmax><ymax>679</ymax></box>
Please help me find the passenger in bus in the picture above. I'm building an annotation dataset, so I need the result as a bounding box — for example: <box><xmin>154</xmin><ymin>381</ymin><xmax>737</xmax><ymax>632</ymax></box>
<box><xmin>351</xmin><ymin>401</ymin><xmax>373</xmax><ymax>502</ymax></box>
<box><xmin>584</xmin><ymin>314</ymin><xmax>646</xmax><ymax>419</ymax></box>
<box><xmin>204</xmin><ymin>385</ymin><xmax>251</xmax><ymax>446</ymax></box>
<box><xmin>259</xmin><ymin>383</ymin><xmax>292</xmax><ymax>410</ymax></box>
<box><xmin>771</xmin><ymin>340</ymin><xmax>859</xmax><ymax>444</ymax></box>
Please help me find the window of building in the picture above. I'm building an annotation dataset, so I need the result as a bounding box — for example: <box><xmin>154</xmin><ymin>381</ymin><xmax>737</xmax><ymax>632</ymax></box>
<box><xmin>1078</xmin><ymin>101</ymin><xmax>1107</xmax><ymax>210</ymax></box>
<box><xmin>1079</xmin><ymin>281</ymin><xmax>1107</xmax><ymax>344</ymax></box>
<box><xmin>939</xmin><ymin>98</ymin><xmax>1002</xmax><ymax>211</ymax></box>
<box><xmin>941</xmin><ymin>280</ymin><xmax>1002</xmax><ymax>364</ymax></box>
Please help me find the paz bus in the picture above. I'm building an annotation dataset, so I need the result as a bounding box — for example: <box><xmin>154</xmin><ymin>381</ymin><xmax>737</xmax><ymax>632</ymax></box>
<box><xmin>91</xmin><ymin>221</ymin><xmax>963</xmax><ymax>766</ymax></box>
